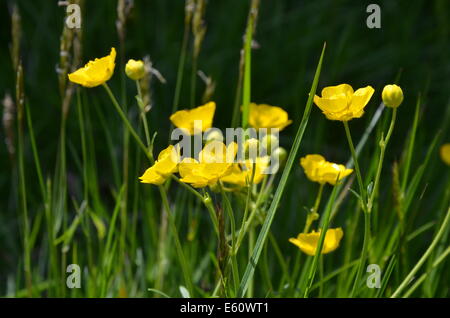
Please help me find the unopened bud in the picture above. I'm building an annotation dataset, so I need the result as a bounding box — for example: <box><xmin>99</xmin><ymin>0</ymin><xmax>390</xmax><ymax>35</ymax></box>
<box><xmin>382</xmin><ymin>84</ymin><xmax>403</xmax><ymax>108</ymax></box>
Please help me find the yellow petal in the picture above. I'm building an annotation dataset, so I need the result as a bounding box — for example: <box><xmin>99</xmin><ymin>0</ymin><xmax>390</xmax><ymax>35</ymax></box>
<box><xmin>248</xmin><ymin>103</ymin><xmax>292</xmax><ymax>130</ymax></box>
<box><xmin>139</xmin><ymin>166</ymin><xmax>166</xmax><ymax>185</ymax></box>
<box><xmin>440</xmin><ymin>143</ymin><xmax>450</xmax><ymax>166</ymax></box>
<box><xmin>313</xmin><ymin>95</ymin><xmax>349</xmax><ymax>115</ymax></box>
<box><xmin>68</xmin><ymin>48</ymin><xmax>116</xmax><ymax>87</ymax></box>
<box><xmin>170</xmin><ymin>102</ymin><xmax>216</xmax><ymax>135</ymax></box>
<box><xmin>321</xmin><ymin>84</ymin><xmax>354</xmax><ymax>98</ymax></box>
<box><xmin>350</xmin><ymin>86</ymin><xmax>374</xmax><ymax>114</ymax></box>
<box><xmin>289</xmin><ymin>228</ymin><xmax>344</xmax><ymax>256</ymax></box>
<box><xmin>300</xmin><ymin>154</ymin><xmax>352</xmax><ymax>185</ymax></box>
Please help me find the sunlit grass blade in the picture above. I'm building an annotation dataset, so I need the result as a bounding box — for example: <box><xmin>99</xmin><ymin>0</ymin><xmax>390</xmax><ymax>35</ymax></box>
<box><xmin>391</xmin><ymin>205</ymin><xmax>450</xmax><ymax>298</ymax></box>
<box><xmin>302</xmin><ymin>180</ymin><xmax>340</xmax><ymax>297</ymax></box>
<box><xmin>375</xmin><ymin>255</ymin><xmax>397</xmax><ymax>297</ymax></box>
<box><xmin>241</xmin><ymin>9</ymin><xmax>253</xmax><ymax>129</ymax></box>
<box><xmin>237</xmin><ymin>43</ymin><xmax>326</xmax><ymax>298</ymax></box>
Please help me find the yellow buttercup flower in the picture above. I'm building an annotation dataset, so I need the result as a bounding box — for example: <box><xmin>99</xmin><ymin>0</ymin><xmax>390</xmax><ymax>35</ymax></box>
<box><xmin>300</xmin><ymin>154</ymin><xmax>353</xmax><ymax>185</ymax></box>
<box><xmin>170</xmin><ymin>102</ymin><xmax>216</xmax><ymax>135</ymax></box>
<box><xmin>314</xmin><ymin>84</ymin><xmax>374</xmax><ymax>121</ymax></box>
<box><xmin>125</xmin><ymin>59</ymin><xmax>146</xmax><ymax>80</ymax></box>
<box><xmin>289</xmin><ymin>228</ymin><xmax>344</xmax><ymax>256</ymax></box>
<box><xmin>221</xmin><ymin>156</ymin><xmax>270</xmax><ymax>186</ymax></box>
<box><xmin>68</xmin><ymin>48</ymin><xmax>116</xmax><ymax>87</ymax></box>
<box><xmin>179</xmin><ymin>141</ymin><xmax>237</xmax><ymax>188</ymax></box>
<box><xmin>139</xmin><ymin>145</ymin><xmax>180</xmax><ymax>185</ymax></box>
<box><xmin>440</xmin><ymin>143</ymin><xmax>450</xmax><ymax>166</ymax></box>
<box><xmin>382</xmin><ymin>84</ymin><xmax>403</xmax><ymax>108</ymax></box>
<box><xmin>248</xmin><ymin>103</ymin><xmax>292</xmax><ymax>131</ymax></box>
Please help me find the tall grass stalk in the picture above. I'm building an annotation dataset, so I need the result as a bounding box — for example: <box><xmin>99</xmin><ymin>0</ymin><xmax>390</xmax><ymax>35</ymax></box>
<box><xmin>343</xmin><ymin>121</ymin><xmax>370</xmax><ymax>297</ymax></box>
<box><xmin>391</xmin><ymin>206</ymin><xmax>450</xmax><ymax>298</ymax></box>
<box><xmin>237</xmin><ymin>43</ymin><xmax>326</xmax><ymax>297</ymax></box>
<box><xmin>102</xmin><ymin>82</ymin><xmax>194</xmax><ymax>294</ymax></box>
<box><xmin>302</xmin><ymin>180</ymin><xmax>340</xmax><ymax>297</ymax></box>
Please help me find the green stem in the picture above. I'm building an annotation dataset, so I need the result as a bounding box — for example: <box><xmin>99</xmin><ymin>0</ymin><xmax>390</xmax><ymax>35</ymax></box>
<box><xmin>367</xmin><ymin>107</ymin><xmax>397</xmax><ymax>213</ymax></box>
<box><xmin>18</xmin><ymin>104</ymin><xmax>32</xmax><ymax>296</ymax></box>
<box><xmin>102</xmin><ymin>83</ymin><xmax>152</xmax><ymax>162</ymax></box>
<box><xmin>241</xmin><ymin>14</ymin><xmax>253</xmax><ymax>129</ymax></box>
<box><xmin>76</xmin><ymin>90</ymin><xmax>89</xmax><ymax>203</ymax></box>
<box><xmin>236</xmin><ymin>43</ymin><xmax>326</xmax><ymax>297</ymax></box>
<box><xmin>203</xmin><ymin>192</ymin><xmax>220</xmax><ymax>238</ymax></box>
<box><xmin>158</xmin><ymin>185</ymin><xmax>194</xmax><ymax>294</ymax></box>
<box><xmin>303</xmin><ymin>183</ymin><xmax>324</xmax><ymax>233</ymax></box>
<box><xmin>343</xmin><ymin>121</ymin><xmax>371</xmax><ymax>298</ymax></box>
<box><xmin>136</xmin><ymin>81</ymin><xmax>152</xmax><ymax>150</ymax></box>
<box><xmin>350</xmin><ymin>209</ymin><xmax>371</xmax><ymax>297</ymax></box>
<box><xmin>302</xmin><ymin>180</ymin><xmax>340</xmax><ymax>297</ymax></box>
<box><xmin>343</xmin><ymin>121</ymin><xmax>366</xmax><ymax>208</ymax></box>
<box><xmin>172</xmin><ymin>23</ymin><xmax>190</xmax><ymax>115</ymax></box>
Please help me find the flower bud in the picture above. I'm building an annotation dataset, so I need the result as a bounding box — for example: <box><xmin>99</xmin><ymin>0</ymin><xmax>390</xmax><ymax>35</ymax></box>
<box><xmin>125</xmin><ymin>59</ymin><xmax>146</xmax><ymax>80</ymax></box>
<box><xmin>440</xmin><ymin>143</ymin><xmax>450</xmax><ymax>166</ymax></box>
<box><xmin>382</xmin><ymin>84</ymin><xmax>403</xmax><ymax>108</ymax></box>
<box><xmin>261</xmin><ymin>134</ymin><xmax>279</xmax><ymax>154</ymax></box>
<box><xmin>272</xmin><ymin>147</ymin><xmax>287</xmax><ymax>166</ymax></box>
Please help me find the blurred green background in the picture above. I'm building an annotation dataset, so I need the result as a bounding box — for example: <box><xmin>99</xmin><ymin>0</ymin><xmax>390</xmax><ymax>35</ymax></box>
<box><xmin>0</xmin><ymin>0</ymin><xmax>449</xmax><ymax>295</ymax></box>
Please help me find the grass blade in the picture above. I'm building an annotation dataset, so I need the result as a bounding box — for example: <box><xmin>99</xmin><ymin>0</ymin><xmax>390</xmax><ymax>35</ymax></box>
<box><xmin>237</xmin><ymin>43</ymin><xmax>326</xmax><ymax>297</ymax></box>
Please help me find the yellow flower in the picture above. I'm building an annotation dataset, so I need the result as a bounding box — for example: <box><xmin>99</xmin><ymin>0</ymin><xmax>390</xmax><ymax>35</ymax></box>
<box><xmin>313</xmin><ymin>84</ymin><xmax>374</xmax><ymax>121</ymax></box>
<box><xmin>221</xmin><ymin>156</ymin><xmax>270</xmax><ymax>186</ymax></box>
<box><xmin>300</xmin><ymin>154</ymin><xmax>353</xmax><ymax>185</ymax></box>
<box><xmin>382</xmin><ymin>84</ymin><xmax>403</xmax><ymax>108</ymax></box>
<box><xmin>139</xmin><ymin>145</ymin><xmax>180</xmax><ymax>185</ymax></box>
<box><xmin>440</xmin><ymin>143</ymin><xmax>450</xmax><ymax>166</ymax></box>
<box><xmin>179</xmin><ymin>141</ymin><xmax>237</xmax><ymax>188</ymax></box>
<box><xmin>289</xmin><ymin>228</ymin><xmax>344</xmax><ymax>256</ymax></box>
<box><xmin>170</xmin><ymin>102</ymin><xmax>216</xmax><ymax>135</ymax></box>
<box><xmin>125</xmin><ymin>59</ymin><xmax>146</xmax><ymax>80</ymax></box>
<box><xmin>68</xmin><ymin>48</ymin><xmax>116</xmax><ymax>87</ymax></box>
<box><xmin>248</xmin><ymin>103</ymin><xmax>292</xmax><ymax>131</ymax></box>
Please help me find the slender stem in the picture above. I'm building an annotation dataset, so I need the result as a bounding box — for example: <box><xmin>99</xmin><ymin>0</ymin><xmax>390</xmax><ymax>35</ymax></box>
<box><xmin>350</xmin><ymin>209</ymin><xmax>371</xmax><ymax>297</ymax></box>
<box><xmin>233</xmin><ymin>163</ymin><xmax>258</xmax><ymax>255</ymax></box>
<box><xmin>237</xmin><ymin>44</ymin><xmax>326</xmax><ymax>297</ymax></box>
<box><xmin>17</xmin><ymin>103</ymin><xmax>32</xmax><ymax>296</ymax></box>
<box><xmin>76</xmin><ymin>90</ymin><xmax>89</xmax><ymax>203</ymax></box>
<box><xmin>172</xmin><ymin>24</ymin><xmax>190</xmax><ymax>115</ymax></box>
<box><xmin>203</xmin><ymin>192</ymin><xmax>220</xmax><ymax>238</ymax></box>
<box><xmin>171</xmin><ymin>175</ymin><xmax>205</xmax><ymax>202</ymax></box>
<box><xmin>102</xmin><ymin>83</ymin><xmax>152</xmax><ymax>162</ymax></box>
<box><xmin>303</xmin><ymin>180</ymin><xmax>340</xmax><ymax>298</ymax></box>
<box><xmin>158</xmin><ymin>185</ymin><xmax>194</xmax><ymax>294</ymax></box>
<box><xmin>367</xmin><ymin>108</ymin><xmax>397</xmax><ymax>213</ymax></box>
<box><xmin>303</xmin><ymin>183</ymin><xmax>324</xmax><ymax>233</ymax></box>
<box><xmin>343</xmin><ymin>121</ymin><xmax>366</xmax><ymax>209</ymax></box>
<box><xmin>247</xmin><ymin>226</ymin><xmax>255</xmax><ymax>297</ymax></box>
<box><xmin>136</xmin><ymin>81</ymin><xmax>152</xmax><ymax>150</ymax></box>
<box><xmin>241</xmin><ymin>14</ymin><xmax>253</xmax><ymax>129</ymax></box>
<box><xmin>391</xmin><ymin>205</ymin><xmax>450</xmax><ymax>298</ymax></box>
<box><xmin>344</xmin><ymin>121</ymin><xmax>371</xmax><ymax>298</ymax></box>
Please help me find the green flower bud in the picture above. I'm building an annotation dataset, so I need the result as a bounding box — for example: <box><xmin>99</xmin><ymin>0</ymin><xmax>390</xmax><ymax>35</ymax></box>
<box><xmin>382</xmin><ymin>84</ymin><xmax>403</xmax><ymax>108</ymax></box>
<box><xmin>125</xmin><ymin>59</ymin><xmax>146</xmax><ymax>80</ymax></box>
<box><xmin>261</xmin><ymin>134</ymin><xmax>279</xmax><ymax>154</ymax></box>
